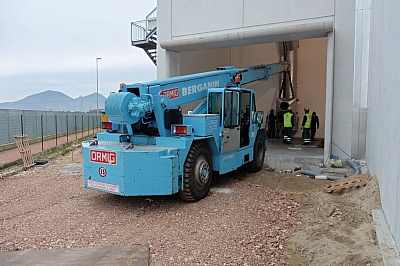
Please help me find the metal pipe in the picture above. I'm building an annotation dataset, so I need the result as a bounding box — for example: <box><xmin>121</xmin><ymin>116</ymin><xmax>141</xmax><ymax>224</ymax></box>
<box><xmin>295</xmin><ymin>169</ymin><xmax>342</xmax><ymax>181</ymax></box>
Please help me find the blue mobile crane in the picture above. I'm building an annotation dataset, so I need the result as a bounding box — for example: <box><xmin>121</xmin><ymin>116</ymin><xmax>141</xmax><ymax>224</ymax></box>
<box><xmin>82</xmin><ymin>62</ymin><xmax>286</xmax><ymax>201</ymax></box>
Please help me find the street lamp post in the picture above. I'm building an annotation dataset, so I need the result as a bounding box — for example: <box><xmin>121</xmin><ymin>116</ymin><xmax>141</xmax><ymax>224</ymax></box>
<box><xmin>96</xmin><ymin>57</ymin><xmax>102</xmax><ymax>115</ymax></box>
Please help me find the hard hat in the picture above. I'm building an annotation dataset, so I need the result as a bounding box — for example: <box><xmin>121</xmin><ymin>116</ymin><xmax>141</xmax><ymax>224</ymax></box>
<box><xmin>304</xmin><ymin>107</ymin><xmax>310</xmax><ymax>111</ymax></box>
<box><xmin>288</xmin><ymin>106</ymin><xmax>293</xmax><ymax>111</ymax></box>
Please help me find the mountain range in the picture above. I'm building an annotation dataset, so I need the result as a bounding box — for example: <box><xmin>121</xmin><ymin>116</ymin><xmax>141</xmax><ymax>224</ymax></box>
<box><xmin>0</xmin><ymin>90</ymin><xmax>106</xmax><ymax>112</ymax></box>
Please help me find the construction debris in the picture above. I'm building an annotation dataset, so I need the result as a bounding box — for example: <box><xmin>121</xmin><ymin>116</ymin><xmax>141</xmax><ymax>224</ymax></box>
<box><xmin>280</xmin><ymin>169</ymin><xmax>293</xmax><ymax>173</ymax></box>
<box><xmin>323</xmin><ymin>173</ymin><xmax>369</xmax><ymax>193</ymax></box>
<box><xmin>329</xmin><ymin>155</ymin><xmax>343</xmax><ymax>168</ymax></box>
<box><xmin>265</xmin><ymin>166</ymin><xmax>275</xmax><ymax>172</ymax></box>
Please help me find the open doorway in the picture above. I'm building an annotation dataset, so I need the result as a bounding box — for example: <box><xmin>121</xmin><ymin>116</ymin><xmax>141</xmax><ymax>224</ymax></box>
<box><xmin>177</xmin><ymin>37</ymin><xmax>329</xmax><ymax>161</ymax></box>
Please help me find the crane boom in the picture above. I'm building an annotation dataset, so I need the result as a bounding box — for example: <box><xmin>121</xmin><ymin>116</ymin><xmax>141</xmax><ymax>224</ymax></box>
<box><xmin>105</xmin><ymin>62</ymin><xmax>286</xmax><ymax>135</ymax></box>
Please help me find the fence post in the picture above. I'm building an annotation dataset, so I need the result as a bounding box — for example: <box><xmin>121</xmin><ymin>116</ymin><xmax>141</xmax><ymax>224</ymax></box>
<box><xmin>82</xmin><ymin>115</ymin><xmax>84</xmax><ymax>138</ymax></box>
<box><xmin>88</xmin><ymin>115</ymin><xmax>90</xmax><ymax>136</ymax></box>
<box><xmin>66</xmin><ymin>115</ymin><xmax>69</xmax><ymax>142</ymax></box>
<box><xmin>75</xmin><ymin>115</ymin><xmax>77</xmax><ymax>140</ymax></box>
<box><xmin>41</xmin><ymin>114</ymin><xmax>44</xmax><ymax>151</ymax></box>
<box><xmin>55</xmin><ymin>115</ymin><xmax>58</xmax><ymax>146</ymax></box>
<box><xmin>20</xmin><ymin>114</ymin><xmax>24</xmax><ymax>136</ymax></box>
<box><xmin>8</xmin><ymin>111</ymin><xmax>11</xmax><ymax>144</ymax></box>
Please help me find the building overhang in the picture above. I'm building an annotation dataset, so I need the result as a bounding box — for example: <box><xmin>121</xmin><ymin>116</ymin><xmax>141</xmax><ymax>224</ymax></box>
<box><xmin>160</xmin><ymin>19</ymin><xmax>334</xmax><ymax>52</ymax></box>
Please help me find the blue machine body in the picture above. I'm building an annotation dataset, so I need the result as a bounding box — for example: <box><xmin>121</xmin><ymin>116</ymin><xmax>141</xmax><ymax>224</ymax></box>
<box><xmin>82</xmin><ymin>63</ymin><xmax>285</xmax><ymax>198</ymax></box>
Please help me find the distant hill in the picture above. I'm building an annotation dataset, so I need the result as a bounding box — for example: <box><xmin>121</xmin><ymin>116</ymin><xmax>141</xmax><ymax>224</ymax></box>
<box><xmin>0</xmin><ymin>90</ymin><xmax>106</xmax><ymax>112</ymax></box>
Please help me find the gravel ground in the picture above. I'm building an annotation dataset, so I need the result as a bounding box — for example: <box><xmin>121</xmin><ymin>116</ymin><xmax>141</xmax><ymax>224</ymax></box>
<box><xmin>0</xmin><ymin>148</ymin><xmax>301</xmax><ymax>265</ymax></box>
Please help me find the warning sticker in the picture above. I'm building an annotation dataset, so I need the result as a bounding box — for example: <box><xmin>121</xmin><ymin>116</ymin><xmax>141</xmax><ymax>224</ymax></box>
<box><xmin>87</xmin><ymin>180</ymin><xmax>119</xmax><ymax>193</ymax></box>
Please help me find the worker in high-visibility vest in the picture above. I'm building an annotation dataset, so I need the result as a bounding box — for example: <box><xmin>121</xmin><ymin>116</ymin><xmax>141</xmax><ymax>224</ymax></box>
<box><xmin>283</xmin><ymin>106</ymin><xmax>294</xmax><ymax>144</ymax></box>
<box><xmin>301</xmin><ymin>107</ymin><xmax>312</xmax><ymax>145</ymax></box>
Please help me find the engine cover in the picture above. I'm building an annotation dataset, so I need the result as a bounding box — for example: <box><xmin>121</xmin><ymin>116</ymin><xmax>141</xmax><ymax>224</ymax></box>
<box><xmin>105</xmin><ymin>92</ymin><xmax>139</xmax><ymax>124</ymax></box>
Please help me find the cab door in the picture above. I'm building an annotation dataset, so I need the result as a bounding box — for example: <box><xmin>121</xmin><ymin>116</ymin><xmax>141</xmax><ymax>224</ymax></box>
<box><xmin>222</xmin><ymin>90</ymin><xmax>240</xmax><ymax>153</ymax></box>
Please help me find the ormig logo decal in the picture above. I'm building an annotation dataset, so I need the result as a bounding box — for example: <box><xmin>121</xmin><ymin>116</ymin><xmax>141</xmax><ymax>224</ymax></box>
<box><xmin>90</xmin><ymin>150</ymin><xmax>117</xmax><ymax>165</ymax></box>
<box><xmin>158</xmin><ymin>80</ymin><xmax>221</xmax><ymax>99</ymax></box>
<box><xmin>159</xmin><ymin>88</ymin><xmax>179</xmax><ymax>99</ymax></box>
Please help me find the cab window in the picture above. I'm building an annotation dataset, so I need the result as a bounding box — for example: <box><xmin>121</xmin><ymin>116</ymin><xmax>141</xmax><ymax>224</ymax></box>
<box><xmin>224</xmin><ymin>90</ymin><xmax>240</xmax><ymax>127</ymax></box>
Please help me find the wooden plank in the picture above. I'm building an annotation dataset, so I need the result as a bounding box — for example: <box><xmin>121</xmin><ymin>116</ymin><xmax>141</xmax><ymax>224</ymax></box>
<box><xmin>14</xmin><ymin>135</ymin><xmax>35</xmax><ymax>170</ymax></box>
<box><xmin>324</xmin><ymin>173</ymin><xmax>369</xmax><ymax>193</ymax></box>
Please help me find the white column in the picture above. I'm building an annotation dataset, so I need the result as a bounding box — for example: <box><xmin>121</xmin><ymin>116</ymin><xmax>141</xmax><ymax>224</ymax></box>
<box><xmin>324</xmin><ymin>32</ymin><xmax>334</xmax><ymax>165</ymax></box>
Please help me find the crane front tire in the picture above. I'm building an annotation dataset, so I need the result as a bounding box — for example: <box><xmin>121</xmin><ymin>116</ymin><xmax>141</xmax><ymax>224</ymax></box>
<box><xmin>245</xmin><ymin>130</ymin><xmax>266</xmax><ymax>172</ymax></box>
<box><xmin>179</xmin><ymin>142</ymin><xmax>212</xmax><ymax>202</ymax></box>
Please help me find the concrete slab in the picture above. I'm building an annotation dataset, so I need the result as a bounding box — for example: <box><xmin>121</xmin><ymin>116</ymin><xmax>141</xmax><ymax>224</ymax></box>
<box><xmin>59</xmin><ymin>163</ymin><xmax>82</xmax><ymax>176</ymax></box>
<box><xmin>265</xmin><ymin>138</ymin><xmax>324</xmax><ymax>171</ymax></box>
<box><xmin>0</xmin><ymin>245</ymin><xmax>149</xmax><ymax>266</ymax></box>
<box><xmin>372</xmin><ymin>210</ymin><xmax>400</xmax><ymax>266</ymax></box>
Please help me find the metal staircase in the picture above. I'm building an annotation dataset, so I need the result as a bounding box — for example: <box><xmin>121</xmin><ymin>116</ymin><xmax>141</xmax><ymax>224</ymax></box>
<box><xmin>131</xmin><ymin>7</ymin><xmax>157</xmax><ymax>65</ymax></box>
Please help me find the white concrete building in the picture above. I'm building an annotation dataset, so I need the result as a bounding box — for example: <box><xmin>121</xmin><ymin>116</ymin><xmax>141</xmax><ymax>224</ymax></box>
<box><xmin>135</xmin><ymin>0</ymin><xmax>400</xmax><ymax>254</ymax></box>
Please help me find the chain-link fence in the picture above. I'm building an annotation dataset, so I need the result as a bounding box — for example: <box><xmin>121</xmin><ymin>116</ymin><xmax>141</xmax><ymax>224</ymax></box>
<box><xmin>0</xmin><ymin>109</ymin><xmax>101</xmax><ymax>146</ymax></box>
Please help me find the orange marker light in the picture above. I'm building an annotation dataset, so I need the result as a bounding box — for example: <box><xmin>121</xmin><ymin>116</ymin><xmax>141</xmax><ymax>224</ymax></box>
<box><xmin>173</xmin><ymin>125</ymin><xmax>187</xmax><ymax>135</ymax></box>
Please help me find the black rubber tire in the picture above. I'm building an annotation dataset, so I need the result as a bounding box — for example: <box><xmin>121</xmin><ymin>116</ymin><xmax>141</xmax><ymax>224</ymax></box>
<box><xmin>245</xmin><ymin>130</ymin><xmax>266</xmax><ymax>172</ymax></box>
<box><xmin>34</xmin><ymin>159</ymin><xmax>49</xmax><ymax>165</ymax></box>
<box><xmin>179</xmin><ymin>142</ymin><xmax>212</xmax><ymax>202</ymax></box>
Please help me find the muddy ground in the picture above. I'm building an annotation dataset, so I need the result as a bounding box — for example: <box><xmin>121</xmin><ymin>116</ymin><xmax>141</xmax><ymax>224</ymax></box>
<box><xmin>245</xmin><ymin>170</ymin><xmax>383</xmax><ymax>265</ymax></box>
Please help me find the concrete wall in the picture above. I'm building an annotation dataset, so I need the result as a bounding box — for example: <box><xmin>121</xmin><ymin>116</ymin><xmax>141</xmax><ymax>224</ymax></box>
<box><xmin>331</xmin><ymin>0</ymin><xmax>356</xmax><ymax>158</ymax></box>
<box><xmin>170</xmin><ymin>0</ymin><xmax>333</xmax><ymax>37</ymax></box>
<box><xmin>367</xmin><ymin>0</ymin><xmax>400</xmax><ymax>250</ymax></box>
<box><xmin>296</xmin><ymin>38</ymin><xmax>327</xmax><ymax>139</ymax></box>
<box><xmin>159</xmin><ymin>0</ymin><xmax>334</xmax><ymax>52</ymax></box>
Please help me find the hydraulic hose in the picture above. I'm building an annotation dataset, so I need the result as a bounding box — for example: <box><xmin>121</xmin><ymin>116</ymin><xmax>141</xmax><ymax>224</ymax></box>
<box><xmin>345</xmin><ymin>158</ymin><xmax>362</xmax><ymax>175</ymax></box>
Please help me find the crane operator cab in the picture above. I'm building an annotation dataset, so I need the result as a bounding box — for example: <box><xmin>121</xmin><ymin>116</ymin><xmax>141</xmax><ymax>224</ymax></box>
<box><xmin>207</xmin><ymin>87</ymin><xmax>262</xmax><ymax>153</ymax></box>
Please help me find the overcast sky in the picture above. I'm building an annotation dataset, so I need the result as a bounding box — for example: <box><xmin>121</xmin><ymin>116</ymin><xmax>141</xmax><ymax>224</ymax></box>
<box><xmin>0</xmin><ymin>0</ymin><xmax>157</xmax><ymax>103</ymax></box>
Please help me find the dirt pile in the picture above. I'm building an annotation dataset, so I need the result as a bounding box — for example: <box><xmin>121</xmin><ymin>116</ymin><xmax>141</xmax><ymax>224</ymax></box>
<box><xmin>247</xmin><ymin>171</ymin><xmax>382</xmax><ymax>265</ymax></box>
